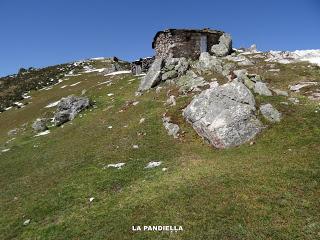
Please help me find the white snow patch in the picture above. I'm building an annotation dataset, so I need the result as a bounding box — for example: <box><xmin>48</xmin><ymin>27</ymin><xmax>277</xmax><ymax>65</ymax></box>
<box><xmin>70</xmin><ymin>81</ymin><xmax>81</xmax><ymax>87</ymax></box>
<box><xmin>34</xmin><ymin>130</ymin><xmax>50</xmax><ymax>137</ymax></box>
<box><xmin>1</xmin><ymin>148</ymin><xmax>10</xmax><ymax>153</ymax></box>
<box><xmin>105</xmin><ymin>70</ymin><xmax>131</xmax><ymax>76</ymax></box>
<box><xmin>45</xmin><ymin>100</ymin><xmax>60</xmax><ymax>108</ymax></box>
<box><xmin>266</xmin><ymin>49</ymin><xmax>320</xmax><ymax>66</ymax></box>
<box><xmin>60</xmin><ymin>85</ymin><xmax>68</xmax><ymax>89</ymax></box>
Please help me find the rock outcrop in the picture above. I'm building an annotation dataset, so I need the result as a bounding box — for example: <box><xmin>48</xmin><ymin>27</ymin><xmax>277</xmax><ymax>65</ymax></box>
<box><xmin>211</xmin><ymin>33</ymin><xmax>232</xmax><ymax>57</ymax></box>
<box><xmin>183</xmin><ymin>80</ymin><xmax>262</xmax><ymax>148</ymax></box>
<box><xmin>54</xmin><ymin>96</ymin><xmax>90</xmax><ymax>126</ymax></box>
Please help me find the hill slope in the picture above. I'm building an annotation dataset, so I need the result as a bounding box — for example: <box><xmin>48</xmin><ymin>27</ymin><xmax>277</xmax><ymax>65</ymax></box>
<box><xmin>0</xmin><ymin>53</ymin><xmax>320</xmax><ymax>239</ymax></box>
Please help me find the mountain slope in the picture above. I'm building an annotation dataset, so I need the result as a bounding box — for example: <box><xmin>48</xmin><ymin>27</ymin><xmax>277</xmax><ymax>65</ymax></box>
<box><xmin>0</xmin><ymin>54</ymin><xmax>320</xmax><ymax>239</ymax></box>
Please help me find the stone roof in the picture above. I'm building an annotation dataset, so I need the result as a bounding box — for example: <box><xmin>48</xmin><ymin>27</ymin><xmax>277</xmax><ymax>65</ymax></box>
<box><xmin>152</xmin><ymin>28</ymin><xmax>225</xmax><ymax>48</ymax></box>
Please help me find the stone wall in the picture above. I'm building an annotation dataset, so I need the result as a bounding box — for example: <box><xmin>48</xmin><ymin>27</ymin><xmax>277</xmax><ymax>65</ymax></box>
<box><xmin>152</xmin><ymin>29</ymin><xmax>224</xmax><ymax>60</ymax></box>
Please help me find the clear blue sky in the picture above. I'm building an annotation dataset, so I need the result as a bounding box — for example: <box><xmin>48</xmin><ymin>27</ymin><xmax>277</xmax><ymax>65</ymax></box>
<box><xmin>0</xmin><ymin>0</ymin><xmax>319</xmax><ymax>76</ymax></box>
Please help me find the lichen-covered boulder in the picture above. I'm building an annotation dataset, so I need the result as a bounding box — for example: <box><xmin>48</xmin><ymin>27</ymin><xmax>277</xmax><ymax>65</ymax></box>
<box><xmin>260</xmin><ymin>104</ymin><xmax>282</xmax><ymax>122</ymax></box>
<box><xmin>162</xmin><ymin>116</ymin><xmax>180</xmax><ymax>139</ymax></box>
<box><xmin>138</xmin><ymin>58</ymin><xmax>163</xmax><ymax>91</ymax></box>
<box><xmin>211</xmin><ymin>33</ymin><xmax>232</xmax><ymax>57</ymax></box>
<box><xmin>183</xmin><ymin>80</ymin><xmax>262</xmax><ymax>148</ymax></box>
<box><xmin>54</xmin><ymin>96</ymin><xmax>90</xmax><ymax>126</ymax></box>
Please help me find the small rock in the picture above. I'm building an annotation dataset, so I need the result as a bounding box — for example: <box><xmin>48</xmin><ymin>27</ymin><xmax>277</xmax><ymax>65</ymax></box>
<box><xmin>32</xmin><ymin>118</ymin><xmax>48</xmax><ymax>133</ymax></box>
<box><xmin>132</xmin><ymin>145</ymin><xmax>139</xmax><ymax>149</ymax></box>
<box><xmin>254</xmin><ymin>82</ymin><xmax>272</xmax><ymax>96</ymax></box>
<box><xmin>162</xmin><ymin>116</ymin><xmax>180</xmax><ymax>138</ymax></box>
<box><xmin>273</xmin><ymin>89</ymin><xmax>289</xmax><ymax>96</ymax></box>
<box><xmin>260</xmin><ymin>104</ymin><xmax>282</xmax><ymax>122</ymax></box>
<box><xmin>89</xmin><ymin>197</ymin><xmax>94</xmax><ymax>202</ymax></box>
<box><xmin>145</xmin><ymin>161</ymin><xmax>162</xmax><ymax>169</ymax></box>
<box><xmin>166</xmin><ymin>95</ymin><xmax>176</xmax><ymax>106</ymax></box>
<box><xmin>106</xmin><ymin>163</ymin><xmax>125</xmax><ymax>169</ymax></box>
<box><xmin>23</xmin><ymin>219</ymin><xmax>31</xmax><ymax>226</ymax></box>
<box><xmin>139</xmin><ymin>118</ymin><xmax>145</xmax><ymax>124</ymax></box>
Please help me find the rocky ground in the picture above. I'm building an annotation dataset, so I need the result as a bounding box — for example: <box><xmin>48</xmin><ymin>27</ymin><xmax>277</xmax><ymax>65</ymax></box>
<box><xmin>0</xmin><ymin>49</ymin><xmax>319</xmax><ymax>239</ymax></box>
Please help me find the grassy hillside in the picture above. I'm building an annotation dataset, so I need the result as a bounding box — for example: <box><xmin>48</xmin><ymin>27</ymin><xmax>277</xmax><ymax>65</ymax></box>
<box><xmin>0</xmin><ymin>57</ymin><xmax>319</xmax><ymax>239</ymax></box>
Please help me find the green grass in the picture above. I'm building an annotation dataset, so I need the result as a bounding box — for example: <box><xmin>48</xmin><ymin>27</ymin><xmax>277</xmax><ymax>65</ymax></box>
<box><xmin>0</xmin><ymin>60</ymin><xmax>319</xmax><ymax>239</ymax></box>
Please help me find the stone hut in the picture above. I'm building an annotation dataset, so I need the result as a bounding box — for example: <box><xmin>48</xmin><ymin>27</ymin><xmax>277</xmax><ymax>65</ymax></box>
<box><xmin>152</xmin><ymin>28</ymin><xmax>231</xmax><ymax>60</ymax></box>
<box><xmin>131</xmin><ymin>57</ymin><xmax>155</xmax><ymax>75</ymax></box>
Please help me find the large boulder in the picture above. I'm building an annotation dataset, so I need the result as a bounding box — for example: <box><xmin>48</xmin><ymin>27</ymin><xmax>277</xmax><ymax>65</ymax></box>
<box><xmin>260</xmin><ymin>104</ymin><xmax>282</xmax><ymax>122</ymax></box>
<box><xmin>138</xmin><ymin>58</ymin><xmax>163</xmax><ymax>91</ymax></box>
<box><xmin>183</xmin><ymin>80</ymin><xmax>262</xmax><ymax>148</ymax></box>
<box><xmin>196</xmin><ymin>52</ymin><xmax>233</xmax><ymax>76</ymax></box>
<box><xmin>54</xmin><ymin>96</ymin><xmax>90</xmax><ymax>126</ymax></box>
<box><xmin>211</xmin><ymin>33</ymin><xmax>232</xmax><ymax>57</ymax></box>
<box><xmin>32</xmin><ymin>118</ymin><xmax>48</xmax><ymax>132</ymax></box>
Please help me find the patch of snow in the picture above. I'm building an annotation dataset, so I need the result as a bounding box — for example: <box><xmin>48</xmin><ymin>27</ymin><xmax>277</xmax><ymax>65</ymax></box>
<box><xmin>83</xmin><ymin>66</ymin><xmax>106</xmax><ymax>73</ymax></box>
<box><xmin>132</xmin><ymin>101</ymin><xmax>139</xmax><ymax>106</ymax></box>
<box><xmin>89</xmin><ymin>197</ymin><xmax>95</xmax><ymax>202</ymax></box>
<box><xmin>107</xmin><ymin>93</ymin><xmax>114</xmax><ymax>97</ymax></box>
<box><xmin>4</xmin><ymin>106</ymin><xmax>12</xmax><ymax>111</ymax></box>
<box><xmin>34</xmin><ymin>130</ymin><xmax>50</xmax><ymax>137</ymax></box>
<box><xmin>1</xmin><ymin>148</ymin><xmax>10</xmax><ymax>153</ymax></box>
<box><xmin>266</xmin><ymin>49</ymin><xmax>320</xmax><ymax>66</ymax></box>
<box><xmin>105</xmin><ymin>70</ymin><xmax>131</xmax><ymax>76</ymax></box>
<box><xmin>106</xmin><ymin>163</ymin><xmax>125</xmax><ymax>169</ymax></box>
<box><xmin>45</xmin><ymin>100</ymin><xmax>60</xmax><ymax>108</ymax></box>
<box><xmin>132</xmin><ymin>145</ymin><xmax>139</xmax><ymax>149</ymax></box>
<box><xmin>22</xmin><ymin>93</ymin><xmax>31</xmax><ymax>99</ymax></box>
<box><xmin>60</xmin><ymin>85</ymin><xmax>68</xmax><ymax>89</ymax></box>
<box><xmin>139</xmin><ymin>118</ymin><xmax>145</xmax><ymax>124</ymax></box>
<box><xmin>145</xmin><ymin>161</ymin><xmax>162</xmax><ymax>169</ymax></box>
<box><xmin>23</xmin><ymin>219</ymin><xmax>31</xmax><ymax>226</ymax></box>
<box><xmin>70</xmin><ymin>81</ymin><xmax>81</xmax><ymax>87</ymax></box>
<box><xmin>108</xmin><ymin>126</ymin><xmax>113</xmax><ymax>129</ymax></box>
<box><xmin>90</xmin><ymin>57</ymin><xmax>105</xmax><ymax>60</ymax></box>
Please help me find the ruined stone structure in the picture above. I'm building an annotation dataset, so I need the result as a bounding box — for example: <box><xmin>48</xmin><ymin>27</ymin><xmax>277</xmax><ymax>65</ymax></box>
<box><xmin>152</xmin><ymin>29</ymin><xmax>228</xmax><ymax>60</ymax></box>
<box><xmin>131</xmin><ymin>57</ymin><xmax>155</xmax><ymax>75</ymax></box>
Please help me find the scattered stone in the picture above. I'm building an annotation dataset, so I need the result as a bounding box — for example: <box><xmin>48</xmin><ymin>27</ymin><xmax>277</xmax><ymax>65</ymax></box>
<box><xmin>145</xmin><ymin>161</ymin><xmax>162</xmax><ymax>169</ymax></box>
<box><xmin>107</xmin><ymin>93</ymin><xmax>114</xmax><ymax>97</ymax></box>
<box><xmin>162</xmin><ymin>116</ymin><xmax>180</xmax><ymax>138</ymax></box>
<box><xmin>280</xmin><ymin>102</ymin><xmax>289</xmax><ymax>105</ymax></box>
<box><xmin>133</xmin><ymin>145</ymin><xmax>139</xmax><ymax>149</ymax></box>
<box><xmin>139</xmin><ymin>118</ymin><xmax>145</xmax><ymax>124</ymax></box>
<box><xmin>260</xmin><ymin>104</ymin><xmax>282</xmax><ymax>122</ymax></box>
<box><xmin>108</xmin><ymin>126</ymin><xmax>113</xmax><ymax>129</ymax></box>
<box><xmin>211</xmin><ymin>33</ymin><xmax>232</xmax><ymax>57</ymax></box>
<box><xmin>7</xmin><ymin>128</ymin><xmax>18</xmax><ymax>136</ymax></box>
<box><xmin>156</xmin><ymin>86</ymin><xmax>162</xmax><ymax>94</ymax></box>
<box><xmin>53</xmin><ymin>96</ymin><xmax>90</xmax><ymax>126</ymax></box>
<box><xmin>254</xmin><ymin>82</ymin><xmax>272</xmax><ymax>96</ymax></box>
<box><xmin>289</xmin><ymin>82</ymin><xmax>318</xmax><ymax>92</ymax></box>
<box><xmin>288</xmin><ymin>97</ymin><xmax>300</xmax><ymax>104</ymax></box>
<box><xmin>23</xmin><ymin>219</ymin><xmax>31</xmax><ymax>226</ymax></box>
<box><xmin>89</xmin><ymin>197</ymin><xmax>95</xmax><ymax>202</ymax></box>
<box><xmin>166</xmin><ymin>95</ymin><xmax>176</xmax><ymax>106</ymax></box>
<box><xmin>138</xmin><ymin>58</ymin><xmax>163</xmax><ymax>91</ymax></box>
<box><xmin>32</xmin><ymin>118</ymin><xmax>48</xmax><ymax>133</ymax></box>
<box><xmin>1</xmin><ymin>148</ymin><xmax>10</xmax><ymax>153</ymax></box>
<box><xmin>183</xmin><ymin>80</ymin><xmax>262</xmax><ymax>148</ymax></box>
<box><xmin>273</xmin><ymin>89</ymin><xmax>289</xmax><ymax>96</ymax></box>
<box><xmin>162</xmin><ymin>168</ymin><xmax>168</xmax><ymax>171</ymax></box>
<box><xmin>106</xmin><ymin>163</ymin><xmax>125</xmax><ymax>169</ymax></box>
<box><xmin>309</xmin><ymin>92</ymin><xmax>320</xmax><ymax>101</ymax></box>
<box><xmin>132</xmin><ymin>101</ymin><xmax>139</xmax><ymax>106</ymax></box>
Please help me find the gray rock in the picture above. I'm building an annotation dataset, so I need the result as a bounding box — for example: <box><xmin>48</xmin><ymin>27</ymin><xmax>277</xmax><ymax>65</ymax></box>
<box><xmin>32</xmin><ymin>118</ymin><xmax>48</xmax><ymax>132</ymax></box>
<box><xmin>197</xmin><ymin>52</ymin><xmax>223</xmax><ymax>73</ymax></box>
<box><xmin>211</xmin><ymin>33</ymin><xmax>232</xmax><ymax>57</ymax></box>
<box><xmin>161</xmin><ymin>70</ymin><xmax>178</xmax><ymax>81</ymax></box>
<box><xmin>166</xmin><ymin>95</ymin><xmax>176</xmax><ymax>106</ymax></box>
<box><xmin>260</xmin><ymin>104</ymin><xmax>281</xmax><ymax>122</ymax></box>
<box><xmin>138</xmin><ymin>58</ymin><xmax>163</xmax><ymax>91</ymax></box>
<box><xmin>175</xmin><ymin>58</ymin><xmax>189</xmax><ymax>76</ymax></box>
<box><xmin>273</xmin><ymin>89</ymin><xmax>289</xmax><ymax>96</ymax></box>
<box><xmin>54</xmin><ymin>96</ymin><xmax>90</xmax><ymax>126</ymax></box>
<box><xmin>183</xmin><ymin>80</ymin><xmax>262</xmax><ymax>148</ymax></box>
<box><xmin>162</xmin><ymin>116</ymin><xmax>180</xmax><ymax>138</ymax></box>
<box><xmin>254</xmin><ymin>82</ymin><xmax>272</xmax><ymax>96</ymax></box>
